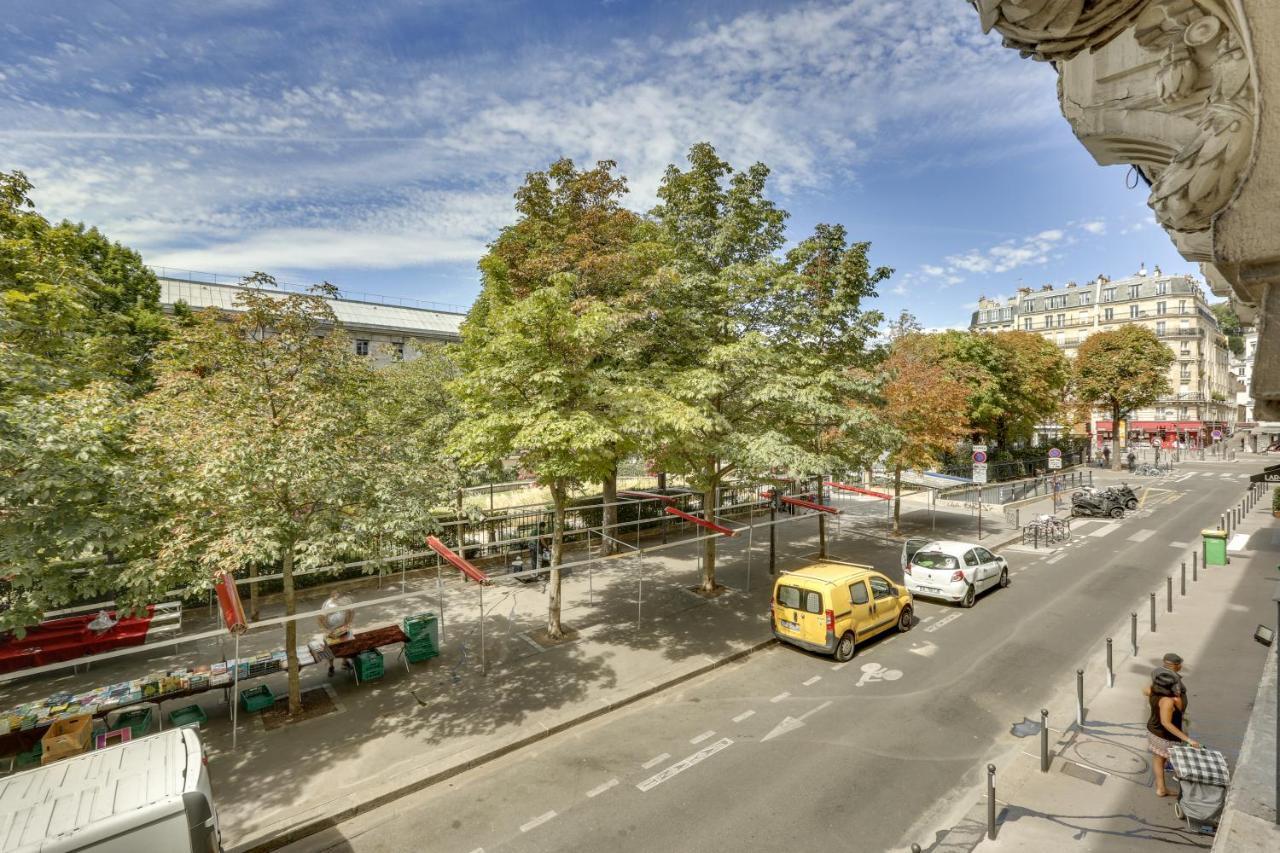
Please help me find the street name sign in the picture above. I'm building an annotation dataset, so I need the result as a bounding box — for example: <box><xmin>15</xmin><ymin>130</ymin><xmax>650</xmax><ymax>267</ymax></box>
<box><xmin>973</xmin><ymin>462</ymin><xmax>988</xmax><ymax>484</ymax></box>
<box><xmin>1048</xmin><ymin>457</ymin><xmax>1062</xmax><ymax>470</ymax></box>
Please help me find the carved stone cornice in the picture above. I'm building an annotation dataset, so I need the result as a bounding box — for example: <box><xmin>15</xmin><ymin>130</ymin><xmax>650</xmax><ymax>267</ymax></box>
<box><xmin>972</xmin><ymin>0</ymin><xmax>1148</xmax><ymax>60</ymax></box>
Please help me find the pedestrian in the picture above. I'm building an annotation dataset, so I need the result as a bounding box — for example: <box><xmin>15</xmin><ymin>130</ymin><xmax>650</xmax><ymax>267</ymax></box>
<box><xmin>1147</xmin><ymin>669</ymin><xmax>1198</xmax><ymax>797</ymax></box>
<box><xmin>317</xmin><ymin>592</ymin><xmax>355</xmax><ymax>677</ymax></box>
<box><xmin>1144</xmin><ymin>652</ymin><xmax>1188</xmax><ymax>717</ymax></box>
<box><xmin>1102</xmin><ymin>446</ymin><xmax>1111</xmax><ymax>469</ymax></box>
<box><xmin>1127</xmin><ymin>451</ymin><xmax>1136</xmax><ymax>472</ymax></box>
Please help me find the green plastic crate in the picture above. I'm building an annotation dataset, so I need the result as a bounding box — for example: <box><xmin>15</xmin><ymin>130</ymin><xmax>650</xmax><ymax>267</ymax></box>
<box><xmin>239</xmin><ymin>685</ymin><xmax>275</xmax><ymax>713</ymax></box>
<box><xmin>168</xmin><ymin>704</ymin><xmax>208</xmax><ymax>729</ymax></box>
<box><xmin>114</xmin><ymin>708</ymin><xmax>153</xmax><ymax>739</ymax></box>
<box><xmin>403</xmin><ymin>613</ymin><xmax>439</xmax><ymax>647</ymax></box>
<box><xmin>405</xmin><ymin>637</ymin><xmax>438</xmax><ymax>663</ymax></box>
<box><xmin>15</xmin><ymin>742</ymin><xmax>41</xmax><ymax>769</ymax></box>
<box><xmin>354</xmin><ymin>650</ymin><xmax>384</xmax><ymax>681</ymax></box>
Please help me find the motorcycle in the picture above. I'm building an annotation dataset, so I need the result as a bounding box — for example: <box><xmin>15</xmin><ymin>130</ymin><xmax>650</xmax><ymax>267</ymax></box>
<box><xmin>1109</xmin><ymin>483</ymin><xmax>1140</xmax><ymax>511</ymax></box>
<box><xmin>1071</xmin><ymin>489</ymin><xmax>1126</xmax><ymax>519</ymax></box>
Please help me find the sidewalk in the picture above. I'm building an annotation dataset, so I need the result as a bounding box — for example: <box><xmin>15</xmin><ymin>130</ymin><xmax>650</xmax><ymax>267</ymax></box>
<box><xmin>926</xmin><ymin>481</ymin><xmax>1275</xmax><ymax>852</ymax></box>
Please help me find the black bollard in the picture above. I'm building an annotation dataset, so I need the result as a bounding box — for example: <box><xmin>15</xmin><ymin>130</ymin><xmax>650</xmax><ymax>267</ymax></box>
<box><xmin>1181</xmin><ymin>561</ymin><xmax>1186</xmax><ymax>596</ymax></box>
<box><xmin>1040</xmin><ymin>709</ymin><xmax>1050</xmax><ymax>772</ymax></box>
<box><xmin>1076</xmin><ymin>669</ymin><xmax>1085</xmax><ymax>726</ymax></box>
<box><xmin>1131</xmin><ymin>611</ymin><xmax>1138</xmax><ymax>655</ymax></box>
<box><xmin>987</xmin><ymin>764</ymin><xmax>997</xmax><ymax>840</ymax></box>
<box><xmin>1106</xmin><ymin>637</ymin><xmax>1114</xmax><ymax>687</ymax></box>
<box><xmin>1193</xmin><ymin>550</ymin><xmax>1198</xmax><ymax>581</ymax></box>
<box><xmin>1150</xmin><ymin>592</ymin><xmax>1157</xmax><ymax>632</ymax></box>
<box><xmin>1167</xmin><ymin>576</ymin><xmax>1173</xmax><ymax>612</ymax></box>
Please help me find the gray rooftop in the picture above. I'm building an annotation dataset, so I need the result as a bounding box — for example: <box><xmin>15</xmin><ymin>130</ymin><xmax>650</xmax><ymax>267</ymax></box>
<box><xmin>158</xmin><ymin>277</ymin><xmax>465</xmax><ymax>341</ymax></box>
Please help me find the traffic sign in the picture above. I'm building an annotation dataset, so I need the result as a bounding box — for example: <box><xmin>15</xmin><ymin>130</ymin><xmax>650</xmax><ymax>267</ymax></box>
<box><xmin>1048</xmin><ymin>457</ymin><xmax>1062</xmax><ymax>470</ymax></box>
<box><xmin>973</xmin><ymin>463</ymin><xmax>988</xmax><ymax>483</ymax></box>
<box><xmin>972</xmin><ymin>450</ymin><xmax>988</xmax><ymax>464</ymax></box>
<box><xmin>1211</xmin><ymin>429</ymin><xmax>1223</xmax><ymax>440</ymax></box>
<box><xmin>1250</xmin><ymin>470</ymin><xmax>1280</xmax><ymax>484</ymax></box>
<box><xmin>1047</xmin><ymin>447</ymin><xmax>1062</xmax><ymax>459</ymax></box>
<box><xmin>1150</xmin><ymin>438</ymin><xmax>1161</xmax><ymax>448</ymax></box>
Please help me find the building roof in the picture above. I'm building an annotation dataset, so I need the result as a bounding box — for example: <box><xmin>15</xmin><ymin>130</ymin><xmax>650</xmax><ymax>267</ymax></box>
<box><xmin>158</xmin><ymin>277</ymin><xmax>465</xmax><ymax>341</ymax></box>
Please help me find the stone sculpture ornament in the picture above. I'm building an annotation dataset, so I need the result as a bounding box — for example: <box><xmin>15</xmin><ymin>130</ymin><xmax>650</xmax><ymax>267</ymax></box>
<box><xmin>971</xmin><ymin>0</ymin><xmax>1149</xmax><ymax>61</ymax></box>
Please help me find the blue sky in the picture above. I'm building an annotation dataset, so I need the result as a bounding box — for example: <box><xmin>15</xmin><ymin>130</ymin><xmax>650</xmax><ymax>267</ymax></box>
<box><xmin>0</xmin><ymin>0</ymin><xmax>1197</xmax><ymax>327</ymax></box>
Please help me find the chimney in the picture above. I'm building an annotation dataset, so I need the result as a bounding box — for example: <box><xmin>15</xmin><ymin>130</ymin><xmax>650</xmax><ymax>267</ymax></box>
<box><xmin>1137</xmin><ymin>262</ymin><xmax>1147</xmax><ymax>276</ymax></box>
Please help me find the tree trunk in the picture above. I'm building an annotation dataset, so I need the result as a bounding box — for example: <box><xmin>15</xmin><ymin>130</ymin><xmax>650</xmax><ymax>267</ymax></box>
<box><xmin>701</xmin><ymin>480</ymin><xmax>718</xmax><ymax>593</ymax></box>
<box><xmin>1111</xmin><ymin>402</ymin><xmax>1123</xmax><ymax>471</ymax></box>
<box><xmin>601</xmin><ymin>466</ymin><xmax>618</xmax><ymax>556</ymax></box>
<box><xmin>656</xmin><ymin>471</ymin><xmax>667</xmax><ymax>491</ymax></box>
<box><xmin>893</xmin><ymin>465</ymin><xmax>903</xmax><ymax>534</ymax></box>
<box><xmin>282</xmin><ymin>545</ymin><xmax>301</xmax><ymax>715</ymax></box>
<box><xmin>547</xmin><ymin>480</ymin><xmax>566</xmax><ymax>640</ymax></box>
<box><xmin>816</xmin><ymin>477</ymin><xmax>827</xmax><ymax>559</ymax></box>
<box><xmin>248</xmin><ymin>563</ymin><xmax>260</xmax><ymax>622</ymax></box>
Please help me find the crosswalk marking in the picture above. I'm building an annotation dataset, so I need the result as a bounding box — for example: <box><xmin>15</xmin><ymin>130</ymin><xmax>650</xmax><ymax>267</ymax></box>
<box><xmin>1090</xmin><ymin>522</ymin><xmax>1120</xmax><ymax>538</ymax></box>
<box><xmin>1127</xmin><ymin>529</ymin><xmax>1156</xmax><ymax>542</ymax></box>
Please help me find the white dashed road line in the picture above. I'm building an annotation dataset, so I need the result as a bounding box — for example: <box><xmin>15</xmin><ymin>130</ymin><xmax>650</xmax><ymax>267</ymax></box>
<box><xmin>831</xmin><ymin>662</ymin><xmax>849</xmax><ymax>671</ymax></box>
<box><xmin>1127</xmin><ymin>529</ymin><xmax>1156</xmax><ymax>542</ymax></box>
<box><xmin>587</xmin><ymin>779</ymin><xmax>618</xmax><ymax>798</ymax></box>
<box><xmin>520</xmin><ymin>811</ymin><xmax>557</xmax><ymax>832</ymax></box>
<box><xmin>771</xmin><ymin>692</ymin><xmax>791</xmax><ymax>703</ymax></box>
<box><xmin>690</xmin><ymin>730</ymin><xmax>715</xmax><ymax>745</ymax></box>
<box><xmin>732</xmin><ymin>710</ymin><xmax>755</xmax><ymax>723</ymax></box>
<box><xmin>924</xmin><ymin>612</ymin><xmax>962</xmax><ymax>633</ymax></box>
<box><xmin>642</xmin><ymin>752</ymin><xmax>671</xmax><ymax>770</ymax></box>
<box><xmin>1168</xmin><ymin>540</ymin><xmax>1189</xmax><ymax>548</ymax></box>
<box><xmin>1090</xmin><ymin>523</ymin><xmax>1120</xmax><ymax>538</ymax></box>
<box><xmin>802</xmin><ymin>675</ymin><xmax>822</xmax><ymax>687</ymax></box>
<box><xmin>1046</xmin><ymin>553</ymin><xmax>1066</xmax><ymax>564</ymax></box>
<box><xmin>636</xmin><ymin>738</ymin><xmax>734</xmax><ymax>793</ymax></box>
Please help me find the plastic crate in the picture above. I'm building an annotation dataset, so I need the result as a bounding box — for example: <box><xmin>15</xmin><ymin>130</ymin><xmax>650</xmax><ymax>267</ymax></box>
<box><xmin>113</xmin><ymin>708</ymin><xmax>154</xmax><ymax>739</ymax></box>
<box><xmin>15</xmin><ymin>742</ymin><xmax>41</xmax><ymax>769</ymax></box>
<box><xmin>354</xmin><ymin>650</ymin><xmax>384</xmax><ymax>681</ymax></box>
<box><xmin>403</xmin><ymin>613</ymin><xmax>439</xmax><ymax>645</ymax></box>
<box><xmin>168</xmin><ymin>704</ymin><xmax>208</xmax><ymax>729</ymax></box>
<box><xmin>405</xmin><ymin>638</ymin><xmax>438</xmax><ymax>663</ymax></box>
<box><xmin>239</xmin><ymin>685</ymin><xmax>276</xmax><ymax>713</ymax></box>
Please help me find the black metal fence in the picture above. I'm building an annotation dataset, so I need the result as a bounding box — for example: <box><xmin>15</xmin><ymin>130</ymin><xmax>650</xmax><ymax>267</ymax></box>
<box><xmin>941</xmin><ymin>468</ymin><xmax>1092</xmax><ymax>508</ymax></box>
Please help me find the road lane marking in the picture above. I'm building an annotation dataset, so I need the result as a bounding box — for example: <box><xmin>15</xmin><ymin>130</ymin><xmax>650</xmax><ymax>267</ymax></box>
<box><xmin>831</xmin><ymin>662</ymin><xmax>849</xmax><ymax>671</ymax></box>
<box><xmin>690</xmin><ymin>730</ymin><xmax>715</xmax><ymax>745</ymax></box>
<box><xmin>1168</xmin><ymin>540</ymin><xmax>1189</xmax><ymax>548</ymax></box>
<box><xmin>908</xmin><ymin>641</ymin><xmax>938</xmax><ymax>657</ymax></box>
<box><xmin>924</xmin><ymin>612</ymin><xmax>962</xmax><ymax>633</ymax></box>
<box><xmin>1127</xmin><ymin>529</ymin><xmax>1156</xmax><ymax>542</ymax></box>
<box><xmin>771</xmin><ymin>691</ymin><xmax>791</xmax><ymax>703</ymax></box>
<box><xmin>1090</xmin><ymin>523</ymin><xmax>1120</xmax><ymax>538</ymax></box>
<box><xmin>520</xmin><ymin>811</ymin><xmax>557</xmax><ymax>832</ymax></box>
<box><xmin>1046</xmin><ymin>553</ymin><xmax>1066</xmax><ymax>564</ymax></box>
<box><xmin>732</xmin><ymin>710</ymin><xmax>755</xmax><ymax>723</ymax></box>
<box><xmin>917</xmin><ymin>615</ymin><xmax>934</xmax><ymax>623</ymax></box>
<box><xmin>642</xmin><ymin>752</ymin><xmax>671</xmax><ymax>769</ymax></box>
<box><xmin>636</xmin><ymin>738</ymin><xmax>734</xmax><ymax>792</ymax></box>
<box><xmin>761</xmin><ymin>700</ymin><xmax>833</xmax><ymax>742</ymax></box>
<box><xmin>587</xmin><ymin>779</ymin><xmax>618</xmax><ymax>798</ymax></box>
<box><xmin>802</xmin><ymin>675</ymin><xmax>821</xmax><ymax>686</ymax></box>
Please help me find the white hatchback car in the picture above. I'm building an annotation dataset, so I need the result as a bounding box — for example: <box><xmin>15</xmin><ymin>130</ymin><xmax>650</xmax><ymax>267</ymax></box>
<box><xmin>900</xmin><ymin>539</ymin><xmax>1009</xmax><ymax>607</ymax></box>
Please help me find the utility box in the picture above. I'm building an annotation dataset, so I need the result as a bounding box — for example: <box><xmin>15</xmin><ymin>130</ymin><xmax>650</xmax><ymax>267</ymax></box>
<box><xmin>1202</xmin><ymin>528</ymin><xmax>1228</xmax><ymax>566</ymax></box>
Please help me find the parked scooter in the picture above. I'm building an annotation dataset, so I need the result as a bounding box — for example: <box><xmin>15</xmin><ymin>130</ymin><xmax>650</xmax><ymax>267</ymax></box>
<box><xmin>1071</xmin><ymin>489</ymin><xmax>1126</xmax><ymax>518</ymax></box>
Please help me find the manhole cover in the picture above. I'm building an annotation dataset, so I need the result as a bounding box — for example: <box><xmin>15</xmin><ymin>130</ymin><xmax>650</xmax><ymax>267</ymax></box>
<box><xmin>1060</xmin><ymin>762</ymin><xmax>1107</xmax><ymax>785</ymax></box>
<box><xmin>1072</xmin><ymin>738</ymin><xmax>1148</xmax><ymax>775</ymax></box>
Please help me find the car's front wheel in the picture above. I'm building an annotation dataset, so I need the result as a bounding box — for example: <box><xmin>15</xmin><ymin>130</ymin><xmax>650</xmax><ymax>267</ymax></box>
<box><xmin>1110</xmin><ymin>506</ymin><xmax>1125</xmax><ymax>518</ymax></box>
<box><xmin>833</xmin><ymin>631</ymin><xmax>856</xmax><ymax>662</ymax></box>
<box><xmin>897</xmin><ymin>607</ymin><xmax>913</xmax><ymax>632</ymax></box>
<box><xmin>1126</xmin><ymin>499</ymin><xmax>1139</xmax><ymax>510</ymax></box>
<box><xmin>961</xmin><ymin>584</ymin><xmax>976</xmax><ymax>608</ymax></box>
<box><xmin>998</xmin><ymin>568</ymin><xmax>1009</xmax><ymax>588</ymax></box>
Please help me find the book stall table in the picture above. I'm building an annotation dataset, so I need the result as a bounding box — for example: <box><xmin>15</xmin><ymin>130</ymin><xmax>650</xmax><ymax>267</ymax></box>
<box><xmin>326</xmin><ymin>625</ymin><xmax>412</xmax><ymax>685</ymax></box>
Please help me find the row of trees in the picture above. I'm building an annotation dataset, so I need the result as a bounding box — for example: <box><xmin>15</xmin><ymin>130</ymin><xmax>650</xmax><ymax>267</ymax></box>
<box><xmin>2</xmin><ymin>152</ymin><xmax>1176</xmax><ymax>712</ymax></box>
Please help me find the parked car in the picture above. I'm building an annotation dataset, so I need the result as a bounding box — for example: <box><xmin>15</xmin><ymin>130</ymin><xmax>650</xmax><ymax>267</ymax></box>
<box><xmin>771</xmin><ymin>560</ymin><xmax>913</xmax><ymax>662</ymax></box>
<box><xmin>0</xmin><ymin>727</ymin><xmax>221</xmax><ymax>852</ymax></box>
<box><xmin>901</xmin><ymin>539</ymin><xmax>1009</xmax><ymax>607</ymax></box>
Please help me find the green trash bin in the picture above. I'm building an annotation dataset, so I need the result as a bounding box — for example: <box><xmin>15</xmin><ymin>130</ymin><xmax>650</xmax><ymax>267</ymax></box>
<box><xmin>1202</xmin><ymin>528</ymin><xmax>1228</xmax><ymax>566</ymax></box>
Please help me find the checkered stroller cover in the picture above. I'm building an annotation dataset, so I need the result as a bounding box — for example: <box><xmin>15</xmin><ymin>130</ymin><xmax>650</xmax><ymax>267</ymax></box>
<box><xmin>1168</xmin><ymin>746</ymin><xmax>1229</xmax><ymax>826</ymax></box>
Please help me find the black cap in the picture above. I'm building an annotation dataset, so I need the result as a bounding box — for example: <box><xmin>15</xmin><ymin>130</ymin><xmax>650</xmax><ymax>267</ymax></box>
<box><xmin>1153</xmin><ymin>670</ymin><xmax>1180</xmax><ymax>691</ymax></box>
<box><xmin>1163</xmin><ymin>652</ymin><xmax>1183</xmax><ymax>665</ymax></box>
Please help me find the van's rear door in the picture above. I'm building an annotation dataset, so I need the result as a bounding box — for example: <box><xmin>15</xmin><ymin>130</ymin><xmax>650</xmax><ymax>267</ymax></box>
<box><xmin>774</xmin><ymin>582</ymin><xmax>826</xmax><ymax>647</ymax></box>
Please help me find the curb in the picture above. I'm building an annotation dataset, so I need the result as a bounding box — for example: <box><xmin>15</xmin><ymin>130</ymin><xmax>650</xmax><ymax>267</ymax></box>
<box><xmin>231</xmin><ymin>635</ymin><xmax>778</xmax><ymax>853</ymax></box>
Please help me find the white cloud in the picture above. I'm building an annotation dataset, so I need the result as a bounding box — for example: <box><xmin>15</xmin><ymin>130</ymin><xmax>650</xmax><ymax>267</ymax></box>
<box><xmin>1079</xmin><ymin>220</ymin><xmax>1106</xmax><ymax>235</ymax></box>
<box><xmin>1</xmin><ymin>0</ymin><xmax>1057</xmax><ymax>285</ymax></box>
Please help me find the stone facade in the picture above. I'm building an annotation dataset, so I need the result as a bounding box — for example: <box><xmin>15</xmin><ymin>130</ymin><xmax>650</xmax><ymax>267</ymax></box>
<box><xmin>972</xmin><ymin>268</ymin><xmax>1235</xmax><ymax>442</ymax></box>
<box><xmin>970</xmin><ymin>0</ymin><xmax>1280</xmax><ymax>417</ymax></box>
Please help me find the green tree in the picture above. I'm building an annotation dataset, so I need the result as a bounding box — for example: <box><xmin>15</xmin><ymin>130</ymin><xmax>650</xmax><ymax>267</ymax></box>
<box><xmin>1073</xmin><ymin>325</ymin><xmax>1174</xmax><ymax>469</ymax></box>
<box><xmin>0</xmin><ymin>171</ymin><xmax>168</xmax><ymax>629</ymax></box>
<box><xmin>480</xmin><ymin>159</ymin><xmax>668</xmax><ymax>554</ymax></box>
<box><xmin>1211</xmin><ymin>302</ymin><xmax>1245</xmax><ymax>358</ymax></box>
<box><xmin>135</xmin><ymin>275</ymin><xmax>406</xmax><ymax>713</ymax></box>
<box><xmin>766</xmin><ymin>223</ymin><xmax>892</xmax><ymax>555</ymax></box>
<box><xmin>452</xmin><ymin>279</ymin><xmax>654</xmax><ymax>638</ymax></box>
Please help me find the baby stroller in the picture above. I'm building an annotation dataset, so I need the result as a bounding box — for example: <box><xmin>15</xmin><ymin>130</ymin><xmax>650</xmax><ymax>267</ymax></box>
<box><xmin>1167</xmin><ymin>745</ymin><xmax>1230</xmax><ymax>833</ymax></box>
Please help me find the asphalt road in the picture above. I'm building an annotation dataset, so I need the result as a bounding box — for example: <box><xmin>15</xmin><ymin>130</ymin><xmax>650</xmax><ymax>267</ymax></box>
<box><xmin>281</xmin><ymin>463</ymin><xmax>1256</xmax><ymax>853</ymax></box>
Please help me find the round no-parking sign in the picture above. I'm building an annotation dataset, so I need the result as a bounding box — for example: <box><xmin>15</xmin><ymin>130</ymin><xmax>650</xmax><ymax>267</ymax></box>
<box><xmin>1047</xmin><ymin>447</ymin><xmax>1062</xmax><ymax>459</ymax></box>
<box><xmin>1211</xmin><ymin>429</ymin><xmax>1223</xmax><ymax>440</ymax></box>
<box><xmin>972</xmin><ymin>450</ymin><xmax>988</xmax><ymax>463</ymax></box>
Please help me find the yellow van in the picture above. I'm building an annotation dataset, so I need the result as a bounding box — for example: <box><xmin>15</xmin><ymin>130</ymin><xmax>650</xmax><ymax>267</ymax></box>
<box><xmin>771</xmin><ymin>560</ymin><xmax>913</xmax><ymax>661</ymax></box>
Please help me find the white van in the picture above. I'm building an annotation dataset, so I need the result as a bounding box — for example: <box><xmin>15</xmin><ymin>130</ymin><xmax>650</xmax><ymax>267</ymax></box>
<box><xmin>0</xmin><ymin>728</ymin><xmax>220</xmax><ymax>852</ymax></box>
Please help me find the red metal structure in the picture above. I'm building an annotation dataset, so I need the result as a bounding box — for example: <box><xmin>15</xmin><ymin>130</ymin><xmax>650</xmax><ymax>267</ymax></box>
<box><xmin>426</xmin><ymin>536</ymin><xmax>490</xmax><ymax>584</ymax></box>
<box><xmin>781</xmin><ymin>495</ymin><xmax>840</xmax><ymax>514</ymax></box>
<box><xmin>214</xmin><ymin>571</ymin><xmax>248</xmax><ymax>633</ymax></box>
<box><xmin>663</xmin><ymin>506</ymin><xmax>738</xmax><ymax>536</ymax></box>
<box><xmin>825</xmin><ymin>480</ymin><xmax>892</xmax><ymax>501</ymax></box>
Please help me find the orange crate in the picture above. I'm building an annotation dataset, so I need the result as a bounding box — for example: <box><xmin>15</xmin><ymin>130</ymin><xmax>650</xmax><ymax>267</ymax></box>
<box><xmin>41</xmin><ymin>714</ymin><xmax>92</xmax><ymax>765</ymax></box>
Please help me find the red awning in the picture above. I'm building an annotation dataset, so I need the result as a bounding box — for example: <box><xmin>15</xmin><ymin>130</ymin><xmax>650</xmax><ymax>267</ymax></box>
<box><xmin>1095</xmin><ymin>421</ymin><xmax>1206</xmax><ymax>432</ymax></box>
